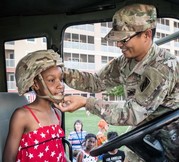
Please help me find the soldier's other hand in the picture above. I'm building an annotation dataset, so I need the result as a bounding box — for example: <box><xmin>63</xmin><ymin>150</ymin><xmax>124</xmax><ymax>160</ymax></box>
<box><xmin>54</xmin><ymin>95</ymin><xmax>87</xmax><ymax>112</ymax></box>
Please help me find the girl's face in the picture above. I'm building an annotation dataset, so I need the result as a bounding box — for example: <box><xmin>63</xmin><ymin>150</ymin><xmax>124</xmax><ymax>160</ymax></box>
<box><xmin>75</xmin><ymin>122</ymin><xmax>82</xmax><ymax>132</ymax></box>
<box><xmin>36</xmin><ymin>66</ymin><xmax>64</xmax><ymax>99</ymax></box>
<box><xmin>85</xmin><ymin>137</ymin><xmax>97</xmax><ymax>150</ymax></box>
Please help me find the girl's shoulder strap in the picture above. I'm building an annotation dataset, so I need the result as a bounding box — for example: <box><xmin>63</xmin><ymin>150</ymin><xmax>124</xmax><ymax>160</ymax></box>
<box><xmin>23</xmin><ymin>105</ymin><xmax>40</xmax><ymax>125</ymax></box>
<box><xmin>53</xmin><ymin>108</ymin><xmax>62</xmax><ymax>125</ymax></box>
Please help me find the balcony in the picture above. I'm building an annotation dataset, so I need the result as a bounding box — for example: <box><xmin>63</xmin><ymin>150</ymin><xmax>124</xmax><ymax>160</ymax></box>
<box><xmin>101</xmin><ymin>45</ymin><xmax>120</xmax><ymax>54</ymax></box>
<box><xmin>64</xmin><ymin>61</ymin><xmax>95</xmax><ymax>70</ymax></box>
<box><xmin>157</xmin><ymin>23</ymin><xmax>170</xmax><ymax>31</ymax></box>
<box><xmin>174</xmin><ymin>42</ymin><xmax>179</xmax><ymax>48</ymax></box>
<box><xmin>174</xmin><ymin>27</ymin><xmax>179</xmax><ymax>32</ymax></box>
<box><xmin>101</xmin><ymin>26</ymin><xmax>111</xmax><ymax>35</ymax></box>
<box><xmin>70</xmin><ymin>24</ymin><xmax>94</xmax><ymax>32</ymax></box>
<box><xmin>7</xmin><ymin>81</ymin><xmax>16</xmax><ymax>90</ymax></box>
<box><xmin>6</xmin><ymin>59</ymin><xmax>15</xmax><ymax>67</ymax></box>
<box><xmin>64</xmin><ymin>41</ymin><xmax>95</xmax><ymax>51</ymax></box>
<box><xmin>5</xmin><ymin>41</ymin><xmax>15</xmax><ymax>45</ymax></box>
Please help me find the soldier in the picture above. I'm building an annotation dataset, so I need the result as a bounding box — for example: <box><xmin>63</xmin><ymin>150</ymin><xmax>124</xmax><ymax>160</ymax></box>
<box><xmin>56</xmin><ymin>3</ymin><xmax>179</xmax><ymax>162</ymax></box>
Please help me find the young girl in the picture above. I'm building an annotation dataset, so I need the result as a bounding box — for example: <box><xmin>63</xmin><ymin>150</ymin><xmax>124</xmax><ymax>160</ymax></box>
<box><xmin>3</xmin><ymin>50</ymin><xmax>67</xmax><ymax>162</ymax></box>
<box><xmin>76</xmin><ymin>133</ymin><xmax>97</xmax><ymax>162</ymax></box>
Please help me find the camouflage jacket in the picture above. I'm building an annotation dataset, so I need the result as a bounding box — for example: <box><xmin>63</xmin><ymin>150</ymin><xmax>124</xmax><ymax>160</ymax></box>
<box><xmin>64</xmin><ymin>43</ymin><xmax>179</xmax><ymax>126</ymax></box>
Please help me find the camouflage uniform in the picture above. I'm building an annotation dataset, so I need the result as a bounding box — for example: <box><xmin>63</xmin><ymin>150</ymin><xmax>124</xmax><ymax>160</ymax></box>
<box><xmin>63</xmin><ymin>4</ymin><xmax>179</xmax><ymax>162</ymax></box>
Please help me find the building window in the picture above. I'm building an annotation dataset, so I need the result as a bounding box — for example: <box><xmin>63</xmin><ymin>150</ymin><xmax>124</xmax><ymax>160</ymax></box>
<box><xmin>175</xmin><ymin>50</ymin><xmax>179</xmax><ymax>56</ymax></box>
<box><xmin>88</xmin><ymin>55</ymin><xmax>94</xmax><ymax>63</ymax></box>
<box><xmin>72</xmin><ymin>53</ymin><xmax>79</xmax><ymax>62</ymax></box>
<box><xmin>88</xmin><ymin>36</ymin><xmax>94</xmax><ymax>44</ymax></box>
<box><xmin>9</xmin><ymin>53</ymin><xmax>14</xmax><ymax>59</ymax></box>
<box><xmin>90</xmin><ymin>93</ymin><xmax>95</xmax><ymax>97</ymax></box>
<box><xmin>174</xmin><ymin>38</ymin><xmax>179</xmax><ymax>42</ymax></box>
<box><xmin>157</xmin><ymin>18</ymin><xmax>170</xmax><ymax>26</ymax></box>
<box><xmin>101</xmin><ymin>38</ymin><xmax>115</xmax><ymax>47</ymax></box>
<box><xmin>156</xmin><ymin>32</ymin><xmax>168</xmax><ymax>39</ymax></box>
<box><xmin>174</xmin><ymin>22</ymin><xmax>179</xmax><ymax>28</ymax></box>
<box><xmin>64</xmin><ymin>52</ymin><xmax>71</xmax><ymax>61</ymax></box>
<box><xmin>109</xmin><ymin>57</ymin><xmax>114</xmax><ymax>61</ymax></box>
<box><xmin>101</xmin><ymin>22</ymin><xmax>107</xmax><ymax>27</ymax></box>
<box><xmin>81</xmin><ymin>94</ymin><xmax>87</xmax><ymax>97</ymax></box>
<box><xmin>101</xmin><ymin>22</ymin><xmax>112</xmax><ymax>28</ymax></box>
<box><xmin>102</xmin><ymin>56</ymin><xmax>107</xmax><ymax>63</ymax></box>
<box><xmin>108</xmin><ymin>40</ymin><xmax>115</xmax><ymax>46</ymax></box>
<box><xmin>101</xmin><ymin>56</ymin><xmax>114</xmax><ymax>63</ymax></box>
<box><xmin>8</xmin><ymin>73</ymin><xmax>15</xmax><ymax>81</ymax></box>
<box><xmin>64</xmin><ymin>52</ymin><xmax>94</xmax><ymax>63</ymax></box>
<box><xmin>80</xmin><ymin>35</ymin><xmax>86</xmax><ymax>43</ymax></box>
<box><xmin>72</xmin><ymin>33</ymin><xmax>79</xmax><ymax>42</ymax></box>
<box><xmin>101</xmin><ymin>38</ymin><xmax>107</xmax><ymax>45</ymax></box>
<box><xmin>64</xmin><ymin>33</ymin><xmax>71</xmax><ymax>41</ymax></box>
<box><xmin>81</xmin><ymin>54</ymin><xmax>87</xmax><ymax>62</ymax></box>
<box><xmin>108</xmin><ymin>22</ymin><xmax>112</xmax><ymax>28</ymax></box>
<box><xmin>156</xmin><ymin>32</ymin><xmax>160</xmax><ymax>39</ymax></box>
<box><xmin>43</xmin><ymin>37</ymin><xmax>47</xmax><ymax>43</ymax></box>
<box><xmin>5</xmin><ymin>41</ymin><xmax>15</xmax><ymax>45</ymax></box>
<box><xmin>27</xmin><ymin>38</ymin><xmax>35</xmax><ymax>42</ymax></box>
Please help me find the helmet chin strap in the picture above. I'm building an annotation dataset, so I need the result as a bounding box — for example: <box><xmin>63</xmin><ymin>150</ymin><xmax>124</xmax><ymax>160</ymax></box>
<box><xmin>36</xmin><ymin>74</ymin><xmax>64</xmax><ymax>104</ymax></box>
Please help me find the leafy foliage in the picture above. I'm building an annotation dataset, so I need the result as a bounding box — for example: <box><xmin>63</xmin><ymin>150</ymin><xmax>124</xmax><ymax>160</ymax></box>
<box><xmin>107</xmin><ymin>85</ymin><xmax>124</xmax><ymax>96</ymax></box>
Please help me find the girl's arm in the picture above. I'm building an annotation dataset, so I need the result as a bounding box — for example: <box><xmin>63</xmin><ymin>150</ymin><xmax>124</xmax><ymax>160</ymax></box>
<box><xmin>76</xmin><ymin>151</ymin><xmax>83</xmax><ymax>162</ymax></box>
<box><xmin>3</xmin><ymin>108</ymin><xmax>26</xmax><ymax>162</ymax></box>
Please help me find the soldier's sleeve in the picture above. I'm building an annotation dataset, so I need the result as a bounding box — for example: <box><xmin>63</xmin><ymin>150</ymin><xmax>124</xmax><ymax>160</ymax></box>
<box><xmin>85</xmin><ymin>59</ymin><xmax>178</xmax><ymax>126</ymax></box>
<box><xmin>85</xmin><ymin>97</ymin><xmax>148</xmax><ymax>126</ymax></box>
<box><xmin>63</xmin><ymin>57</ymin><xmax>122</xmax><ymax>92</ymax></box>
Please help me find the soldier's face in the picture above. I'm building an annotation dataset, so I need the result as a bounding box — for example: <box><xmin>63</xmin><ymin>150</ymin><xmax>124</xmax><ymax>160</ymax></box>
<box><xmin>116</xmin><ymin>29</ymin><xmax>152</xmax><ymax>61</ymax></box>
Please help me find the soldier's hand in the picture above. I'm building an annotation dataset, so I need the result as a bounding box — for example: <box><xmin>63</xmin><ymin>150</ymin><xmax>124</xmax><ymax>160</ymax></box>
<box><xmin>54</xmin><ymin>95</ymin><xmax>87</xmax><ymax>112</ymax></box>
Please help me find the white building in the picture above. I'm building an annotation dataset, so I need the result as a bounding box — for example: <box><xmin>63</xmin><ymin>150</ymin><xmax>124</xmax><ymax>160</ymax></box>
<box><xmin>5</xmin><ymin>19</ymin><xmax>179</xmax><ymax>102</ymax></box>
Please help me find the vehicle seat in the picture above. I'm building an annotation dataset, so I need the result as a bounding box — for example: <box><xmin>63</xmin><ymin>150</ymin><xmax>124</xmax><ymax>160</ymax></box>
<box><xmin>0</xmin><ymin>92</ymin><xmax>28</xmax><ymax>162</ymax></box>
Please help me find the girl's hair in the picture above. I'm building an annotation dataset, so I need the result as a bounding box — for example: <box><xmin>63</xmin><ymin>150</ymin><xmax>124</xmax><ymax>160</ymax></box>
<box><xmin>85</xmin><ymin>133</ymin><xmax>97</xmax><ymax>141</ymax></box>
<box><xmin>74</xmin><ymin>119</ymin><xmax>83</xmax><ymax>131</ymax></box>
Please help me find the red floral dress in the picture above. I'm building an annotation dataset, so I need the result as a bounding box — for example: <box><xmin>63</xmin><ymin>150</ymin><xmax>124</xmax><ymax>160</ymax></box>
<box><xmin>16</xmin><ymin>105</ymin><xmax>66</xmax><ymax>162</ymax></box>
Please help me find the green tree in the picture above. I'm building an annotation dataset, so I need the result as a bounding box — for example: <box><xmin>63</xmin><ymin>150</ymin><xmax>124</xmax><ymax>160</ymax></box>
<box><xmin>107</xmin><ymin>85</ymin><xmax>124</xmax><ymax>96</ymax></box>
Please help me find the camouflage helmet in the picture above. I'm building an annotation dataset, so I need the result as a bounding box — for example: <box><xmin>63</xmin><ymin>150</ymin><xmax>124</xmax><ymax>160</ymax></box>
<box><xmin>105</xmin><ymin>3</ymin><xmax>157</xmax><ymax>41</ymax></box>
<box><xmin>15</xmin><ymin>49</ymin><xmax>63</xmax><ymax>95</ymax></box>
